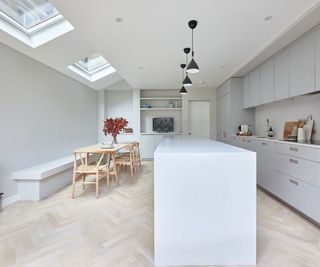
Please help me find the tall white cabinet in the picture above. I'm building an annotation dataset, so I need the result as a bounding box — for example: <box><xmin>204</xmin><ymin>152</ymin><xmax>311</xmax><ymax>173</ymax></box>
<box><xmin>217</xmin><ymin>78</ymin><xmax>255</xmax><ymax>143</ymax></box>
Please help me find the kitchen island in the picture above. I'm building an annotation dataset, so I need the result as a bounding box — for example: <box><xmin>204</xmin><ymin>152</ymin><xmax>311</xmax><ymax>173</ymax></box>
<box><xmin>154</xmin><ymin>136</ymin><xmax>256</xmax><ymax>266</ymax></box>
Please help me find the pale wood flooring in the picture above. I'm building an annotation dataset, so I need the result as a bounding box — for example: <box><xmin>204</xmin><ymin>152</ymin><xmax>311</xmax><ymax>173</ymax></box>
<box><xmin>1</xmin><ymin>161</ymin><xmax>320</xmax><ymax>267</ymax></box>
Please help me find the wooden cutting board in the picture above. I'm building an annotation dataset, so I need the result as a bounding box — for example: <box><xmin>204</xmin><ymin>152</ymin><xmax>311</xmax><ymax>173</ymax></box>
<box><xmin>283</xmin><ymin>121</ymin><xmax>298</xmax><ymax>139</ymax></box>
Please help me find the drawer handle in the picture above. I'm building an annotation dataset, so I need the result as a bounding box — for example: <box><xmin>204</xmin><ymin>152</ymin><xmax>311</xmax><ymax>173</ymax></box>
<box><xmin>247</xmin><ymin>140</ymin><xmax>251</xmax><ymax>143</ymax></box>
<box><xmin>289</xmin><ymin>158</ymin><xmax>299</xmax><ymax>164</ymax></box>
<box><xmin>289</xmin><ymin>179</ymin><xmax>299</xmax><ymax>186</ymax></box>
<box><xmin>262</xmin><ymin>142</ymin><xmax>267</xmax><ymax>146</ymax></box>
<box><xmin>290</xmin><ymin>147</ymin><xmax>298</xmax><ymax>152</ymax></box>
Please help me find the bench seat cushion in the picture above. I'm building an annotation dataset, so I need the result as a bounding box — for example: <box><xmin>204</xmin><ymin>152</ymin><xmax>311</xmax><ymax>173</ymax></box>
<box><xmin>12</xmin><ymin>156</ymin><xmax>74</xmax><ymax>181</ymax></box>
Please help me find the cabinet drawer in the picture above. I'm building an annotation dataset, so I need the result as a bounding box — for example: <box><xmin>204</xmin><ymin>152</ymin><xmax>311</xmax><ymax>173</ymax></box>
<box><xmin>276</xmin><ymin>142</ymin><xmax>320</xmax><ymax>162</ymax></box>
<box><xmin>244</xmin><ymin>138</ymin><xmax>256</xmax><ymax>152</ymax></box>
<box><xmin>275</xmin><ymin>153</ymin><xmax>320</xmax><ymax>188</ymax></box>
<box><xmin>273</xmin><ymin>171</ymin><xmax>320</xmax><ymax>223</ymax></box>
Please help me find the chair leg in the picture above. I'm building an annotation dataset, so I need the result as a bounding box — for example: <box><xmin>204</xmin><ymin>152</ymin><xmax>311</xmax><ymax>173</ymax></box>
<box><xmin>112</xmin><ymin>155</ymin><xmax>119</xmax><ymax>186</ymax></box>
<box><xmin>96</xmin><ymin>176</ymin><xmax>99</xmax><ymax>199</ymax></box>
<box><xmin>82</xmin><ymin>174</ymin><xmax>86</xmax><ymax>190</ymax></box>
<box><xmin>107</xmin><ymin>172</ymin><xmax>110</xmax><ymax>192</ymax></box>
<box><xmin>130</xmin><ymin>162</ymin><xmax>134</xmax><ymax>181</ymax></box>
<box><xmin>71</xmin><ymin>173</ymin><xmax>76</xmax><ymax>199</ymax></box>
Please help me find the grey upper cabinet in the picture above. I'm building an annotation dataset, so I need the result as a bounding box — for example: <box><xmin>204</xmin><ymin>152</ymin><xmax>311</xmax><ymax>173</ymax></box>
<box><xmin>260</xmin><ymin>59</ymin><xmax>275</xmax><ymax>104</ymax></box>
<box><xmin>248</xmin><ymin>68</ymin><xmax>260</xmax><ymax>107</ymax></box>
<box><xmin>242</xmin><ymin>25</ymin><xmax>320</xmax><ymax>107</ymax></box>
<box><xmin>289</xmin><ymin>33</ymin><xmax>315</xmax><ymax>97</ymax></box>
<box><xmin>242</xmin><ymin>74</ymin><xmax>249</xmax><ymax>109</ymax></box>
<box><xmin>274</xmin><ymin>49</ymin><xmax>290</xmax><ymax>101</ymax></box>
<box><xmin>315</xmin><ymin>28</ymin><xmax>320</xmax><ymax>92</ymax></box>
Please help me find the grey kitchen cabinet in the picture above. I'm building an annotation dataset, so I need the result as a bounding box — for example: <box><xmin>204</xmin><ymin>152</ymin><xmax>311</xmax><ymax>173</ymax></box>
<box><xmin>234</xmin><ymin>136</ymin><xmax>256</xmax><ymax>151</ymax></box>
<box><xmin>217</xmin><ymin>78</ymin><xmax>255</xmax><ymax>143</ymax></box>
<box><xmin>248</xmin><ymin>68</ymin><xmax>260</xmax><ymax>107</ymax></box>
<box><xmin>272</xmin><ymin>170</ymin><xmax>320</xmax><ymax>223</ymax></box>
<box><xmin>289</xmin><ymin>32</ymin><xmax>315</xmax><ymax>97</ymax></box>
<box><xmin>256</xmin><ymin>140</ymin><xmax>275</xmax><ymax>190</ymax></box>
<box><xmin>219</xmin><ymin>92</ymin><xmax>231</xmax><ymax>143</ymax></box>
<box><xmin>274</xmin><ymin>142</ymin><xmax>320</xmax><ymax>223</ymax></box>
<box><xmin>243</xmin><ymin>138</ymin><xmax>256</xmax><ymax>152</ymax></box>
<box><xmin>315</xmin><ymin>28</ymin><xmax>320</xmax><ymax>92</ymax></box>
<box><xmin>231</xmin><ymin>137</ymin><xmax>320</xmax><ymax>224</ymax></box>
<box><xmin>274</xmin><ymin>49</ymin><xmax>290</xmax><ymax>101</ymax></box>
<box><xmin>260</xmin><ymin>59</ymin><xmax>275</xmax><ymax>104</ymax></box>
<box><xmin>242</xmin><ymin>74</ymin><xmax>249</xmax><ymax>109</ymax></box>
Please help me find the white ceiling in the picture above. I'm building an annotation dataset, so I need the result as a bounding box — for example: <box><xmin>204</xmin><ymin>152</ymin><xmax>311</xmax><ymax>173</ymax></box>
<box><xmin>2</xmin><ymin>0</ymin><xmax>320</xmax><ymax>90</ymax></box>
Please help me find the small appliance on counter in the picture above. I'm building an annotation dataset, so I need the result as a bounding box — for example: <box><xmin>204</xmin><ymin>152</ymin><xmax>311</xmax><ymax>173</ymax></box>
<box><xmin>237</xmin><ymin>124</ymin><xmax>253</xmax><ymax>136</ymax></box>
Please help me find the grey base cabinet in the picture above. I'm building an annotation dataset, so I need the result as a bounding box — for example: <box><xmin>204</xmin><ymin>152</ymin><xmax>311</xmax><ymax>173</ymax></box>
<box><xmin>231</xmin><ymin>135</ymin><xmax>320</xmax><ymax>224</ymax></box>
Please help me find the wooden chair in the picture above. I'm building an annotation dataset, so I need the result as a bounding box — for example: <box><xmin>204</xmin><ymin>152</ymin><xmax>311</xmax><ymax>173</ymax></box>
<box><xmin>116</xmin><ymin>143</ymin><xmax>140</xmax><ymax>181</ymax></box>
<box><xmin>134</xmin><ymin>142</ymin><xmax>142</xmax><ymax>174</ymax></box>
<box><xmin>71</xmin><ymin>152</ymin><xmax>117</xmax><ymax>199</ymax></box>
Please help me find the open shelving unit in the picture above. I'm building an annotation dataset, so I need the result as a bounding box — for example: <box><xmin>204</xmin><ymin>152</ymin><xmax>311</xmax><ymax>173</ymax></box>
<box><xmin>139</xmin><ymin>89</ymin><xmax>184</xmax><ymax>159</ymax></box>
<box><xmin>139</xmin><ymin>89</ymin><xmax>183</xmax><ymax>134</ymax></box>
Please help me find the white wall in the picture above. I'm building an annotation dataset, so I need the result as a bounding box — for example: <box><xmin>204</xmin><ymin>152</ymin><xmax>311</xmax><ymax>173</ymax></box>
<box><xmin>99</xmin><ymin>80</ymin><xmax>140</xmax><ymax>143</ymax></box>
<box><xmin>97</xmin><ymin>90</ymin><xmax>106</xmax><ymax>142</ymax></box>
<box><xmin>0</xmin><ymin>43</ymin><xmax>98</xmax><ymax>200</ymax></box>
<box><xmin>105</xmin><ymin>91</ymin><xmax>134</xmax><ymax>128</ymax></box>
<box><xmin>255</xmin><ymin>93</ymin><xmax>320</xmax><ymax>139</ymax></box>
<box><xmin>182</xmin><ymin>87</ymin><xmax>217</xmax><ymax>139</ymax></box>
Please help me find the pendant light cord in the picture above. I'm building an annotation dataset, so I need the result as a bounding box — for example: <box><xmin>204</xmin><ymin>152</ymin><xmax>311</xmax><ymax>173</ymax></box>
<box><xmin>181</xmin><ymin>68</ymin><xmax>184</xmax><ymax>83</ymax></box>
<box><xmin>192</xmin><ymin>29</ymin><xmax>194</xmax><ymax>57</ymax></box>
<box><xmin>185</xmin><ymin>53</ymin><xmax>189</xmax><ymax>76</ymax></box>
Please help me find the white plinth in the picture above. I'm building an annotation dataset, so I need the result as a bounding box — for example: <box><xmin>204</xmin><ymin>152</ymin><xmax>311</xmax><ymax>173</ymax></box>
<box><xmin>154</xmin><ymin>136</ymin><xmax>256</xmax><ymax>266</ymax></box>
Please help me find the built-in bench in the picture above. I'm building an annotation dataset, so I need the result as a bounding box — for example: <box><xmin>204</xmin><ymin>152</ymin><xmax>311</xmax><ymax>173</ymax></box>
<box><xmin>12</xmin><ymin>156</ymin><xmax>74</xmax><ymax>201</ymax></box>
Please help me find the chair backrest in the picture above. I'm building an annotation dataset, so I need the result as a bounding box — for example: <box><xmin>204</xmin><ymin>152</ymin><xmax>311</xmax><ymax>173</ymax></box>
<box><xmin>74</xmin><ymin>152</ymin><xmax>105</xmax><ymax>171</ymax></box>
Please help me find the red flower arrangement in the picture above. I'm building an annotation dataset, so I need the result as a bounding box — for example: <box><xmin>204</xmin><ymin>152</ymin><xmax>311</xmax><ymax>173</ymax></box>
<box><xmin>103</xmin><ymin>117</ymin><xmax>128</xmax><ymax>143</ymax></box>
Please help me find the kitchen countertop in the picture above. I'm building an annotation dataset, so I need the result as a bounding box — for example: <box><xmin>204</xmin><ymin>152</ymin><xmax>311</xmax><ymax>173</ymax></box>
<box><xmin>232</xmin><ymin>134</ymin><xmax>320</xmax><ymax>148</ymax></box>
<box><xmin>156</xmin><ymin>135</ymin><xmax>253</xmax><ymax>154</ymax></box>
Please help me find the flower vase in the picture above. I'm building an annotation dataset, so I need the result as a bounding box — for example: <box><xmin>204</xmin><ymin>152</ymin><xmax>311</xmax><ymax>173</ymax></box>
<box><xmin>111</xmin><ymin>136</ymin><xmax>118</xmax><ymax>145</ymax></box>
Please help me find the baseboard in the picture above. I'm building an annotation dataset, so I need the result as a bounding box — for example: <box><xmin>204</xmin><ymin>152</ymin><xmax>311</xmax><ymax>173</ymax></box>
<box><xmin>2</xmin><ymin>194</ymin><xmax>20</xmax><ymax>209</ymax></box>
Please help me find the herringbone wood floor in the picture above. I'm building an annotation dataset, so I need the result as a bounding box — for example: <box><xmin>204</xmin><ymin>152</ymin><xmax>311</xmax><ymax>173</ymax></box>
<box><xmin>1</xmin><ymin>161</ymin><xmax>320</xmax><ymax>267</ymax></box>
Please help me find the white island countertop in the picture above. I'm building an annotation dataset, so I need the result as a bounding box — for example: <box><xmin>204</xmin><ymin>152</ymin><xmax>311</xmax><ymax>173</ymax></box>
<box><xmin>154</xmin><ymin>136</ymin><xmax>256</xmax><ymax>266</ymax></box>
<box><xmin>156</xmin><ymin>135</ymin><xmax>253</xmax><ymax>154</ymax></box>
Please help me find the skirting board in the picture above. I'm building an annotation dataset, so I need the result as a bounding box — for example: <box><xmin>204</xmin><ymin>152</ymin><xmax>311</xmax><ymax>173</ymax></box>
<box><xmin>2</xmin><ymin>194</ymin><xmax>20</xmax><ymax>209</ymax></box>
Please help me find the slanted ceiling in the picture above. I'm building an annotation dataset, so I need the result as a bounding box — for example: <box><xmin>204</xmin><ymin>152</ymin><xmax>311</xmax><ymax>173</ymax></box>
<box><xmin>1</xmin><ymin>0</ymin><xmax>320</xmax><ymax>90</ymax></box>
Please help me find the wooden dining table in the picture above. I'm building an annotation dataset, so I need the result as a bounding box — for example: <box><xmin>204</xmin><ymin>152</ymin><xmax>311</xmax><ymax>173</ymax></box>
<box><xmin>73</xmin><ymin>141</ymin><xmax>136</xmax><ymax>182</ymax></box>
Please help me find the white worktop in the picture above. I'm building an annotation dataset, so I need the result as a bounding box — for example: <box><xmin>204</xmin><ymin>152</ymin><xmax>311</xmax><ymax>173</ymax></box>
<box><xmin>232</xmin><ymin>134</ymin><xmax>320</xmax><ymax>149</ymax></box>
<box><xmin>156</xmin><ymin>135</ymin><xmax>251</xmax><ymax>154</ymax></box>
<box><xmin>154</xmin><ymin>136</ymin><xmax>256</xmax><ymax>266</ymax></box>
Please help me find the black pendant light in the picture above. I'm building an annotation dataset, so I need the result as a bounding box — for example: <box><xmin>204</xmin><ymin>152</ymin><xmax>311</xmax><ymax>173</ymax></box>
<box><xmin>187</xmin><ymin>20</ymin><xmax>200</xmax><ymax>74</ymax></box>
<box><xmin>180</xmin><ymin>64</ymin><xmax>187</xmax><ymax>95</ymax></box>
<box><xmin>183</xmin><ymin>48</ymin><xmax>192</xmax><ymax>86</ymax></box>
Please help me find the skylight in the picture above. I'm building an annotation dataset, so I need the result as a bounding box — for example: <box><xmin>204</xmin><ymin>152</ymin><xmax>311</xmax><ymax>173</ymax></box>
<box><xmin>0</xmin><ymin>0</ymin><xmax>59</xmax><ymax>29</ymax></box>
<box><xmin>76</xmin><ymin>53</ymin><xmax>109</xmax><ymax>74</ymax></box>
<box><xmin>68</xmin><ymin>53</ymin><xmax>116</xmax><ymax>82</ymax></box>
<box><xmin>0</xmin><ymin>0</ymin><xmax>74</xmax><ymax>48</ymax></box>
